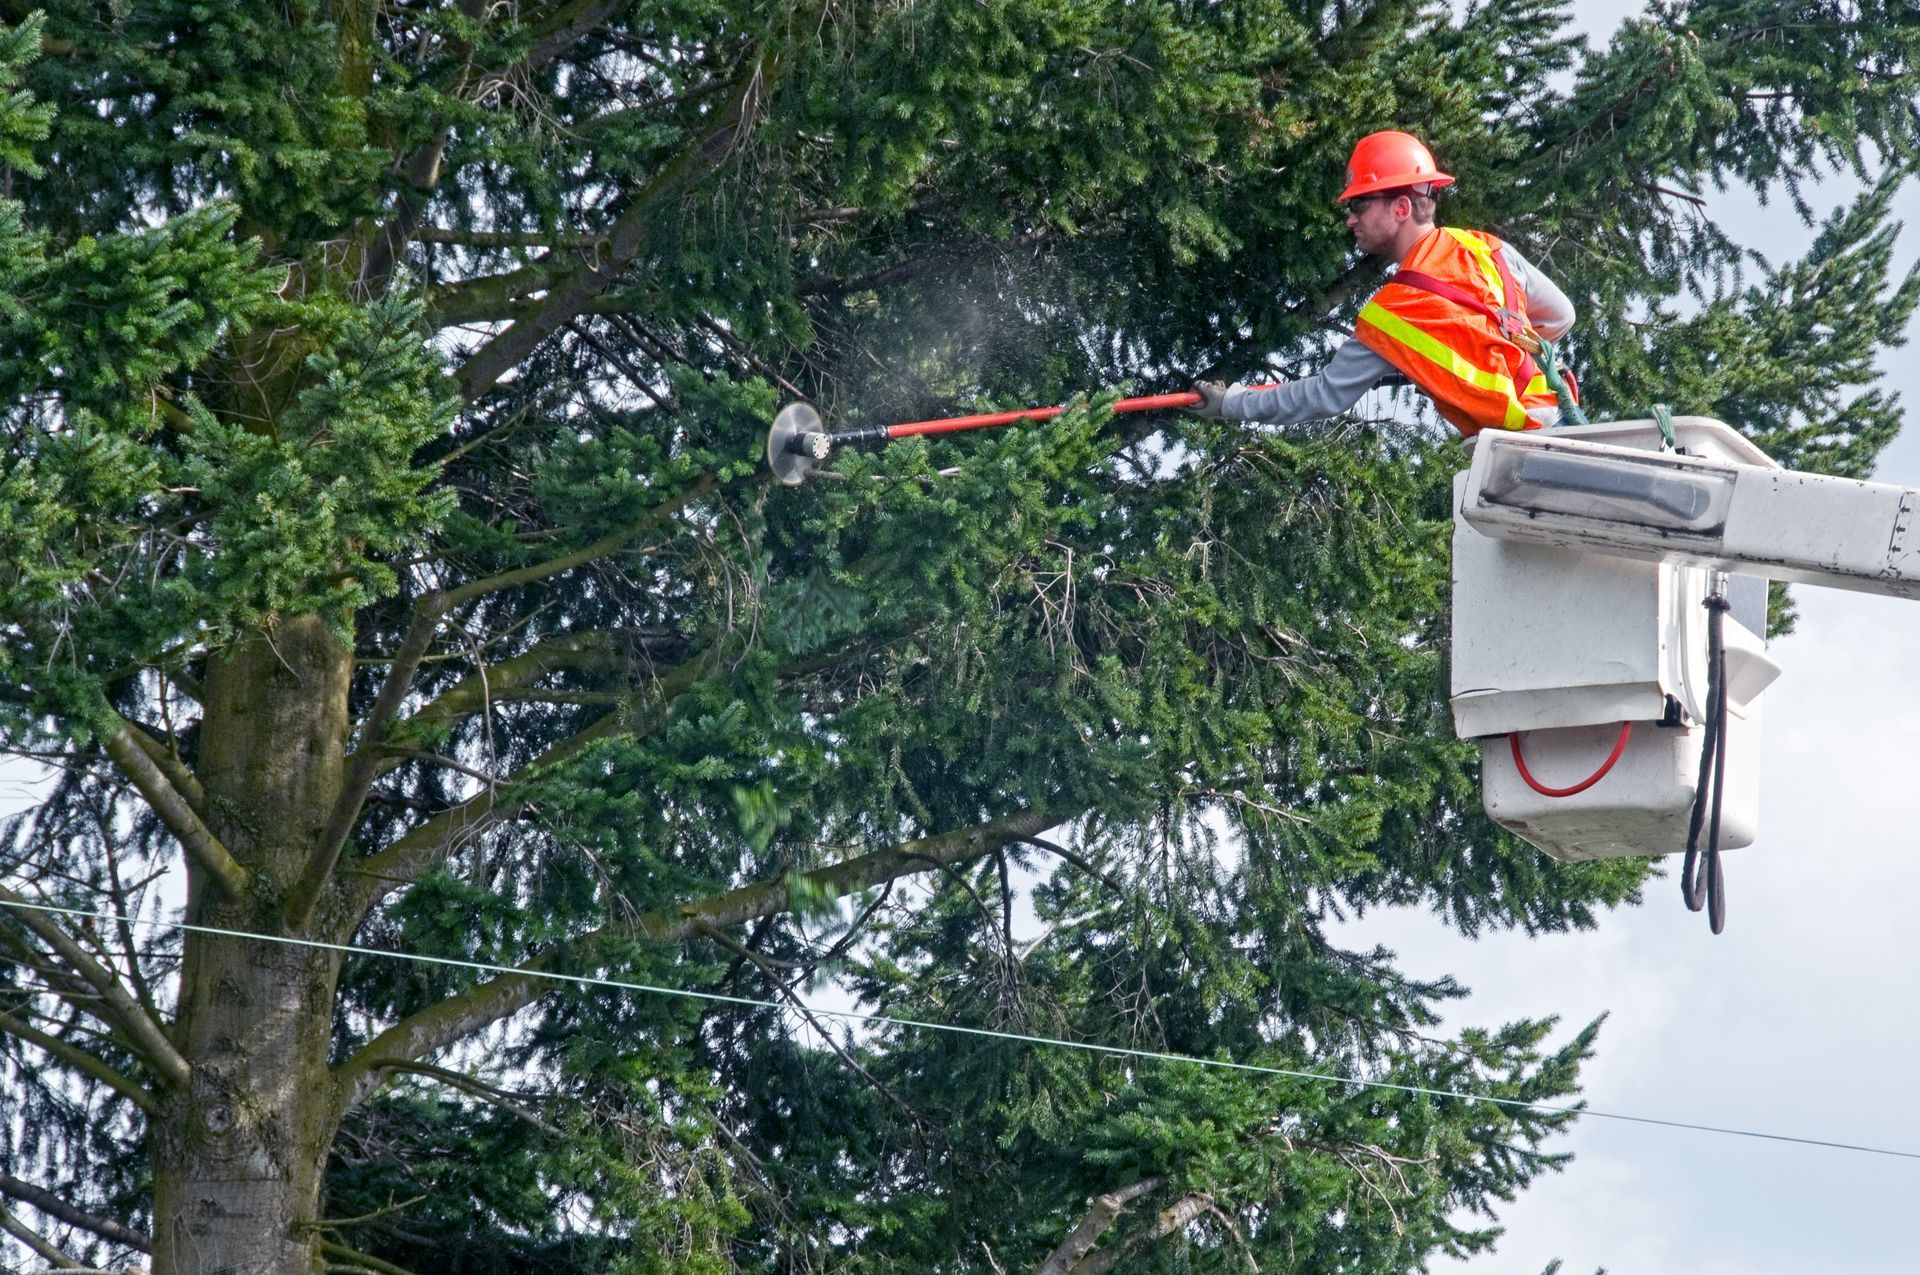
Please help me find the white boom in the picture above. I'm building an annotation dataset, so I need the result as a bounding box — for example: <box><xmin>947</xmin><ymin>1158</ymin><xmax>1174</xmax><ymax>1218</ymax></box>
<box><xmin>1458</xmin><ymin>417</ymin><xmax>1920</xmax><ymax>599</ymax></box>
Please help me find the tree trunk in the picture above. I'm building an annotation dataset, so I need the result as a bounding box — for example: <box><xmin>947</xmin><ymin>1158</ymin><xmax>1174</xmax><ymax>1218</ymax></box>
<box><xmin>149</xmin><ymin>616</ymin><xmax>352</xmax><ymax>1275</ymax></box>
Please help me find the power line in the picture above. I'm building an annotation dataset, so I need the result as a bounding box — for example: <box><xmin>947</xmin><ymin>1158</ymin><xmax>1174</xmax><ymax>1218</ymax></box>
<box><xmin>4</xmin><ymin>894</ymin><xmax>1920</xmax><ymax>1163</ymax></box>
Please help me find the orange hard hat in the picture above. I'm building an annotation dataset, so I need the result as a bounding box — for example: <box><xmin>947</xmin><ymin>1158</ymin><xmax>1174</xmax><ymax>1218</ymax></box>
<box><xmin>1339</xmin><ymin>131</ymin><xmax>1456</xmax><ymax>202</ymax></box>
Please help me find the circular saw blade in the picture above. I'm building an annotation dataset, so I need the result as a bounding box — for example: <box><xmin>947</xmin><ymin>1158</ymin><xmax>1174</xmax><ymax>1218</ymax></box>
<box><xmin>767</xmin><ymin>401</ymin><xmax>827</xmax><ymax>486</ymax></box>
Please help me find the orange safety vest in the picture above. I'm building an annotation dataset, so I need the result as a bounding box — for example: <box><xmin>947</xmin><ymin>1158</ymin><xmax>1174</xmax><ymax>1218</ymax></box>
<box><xmin>1354</xmin><ymin>227</ymin><xmax>1571</xmax><ymax>438</ymax></box>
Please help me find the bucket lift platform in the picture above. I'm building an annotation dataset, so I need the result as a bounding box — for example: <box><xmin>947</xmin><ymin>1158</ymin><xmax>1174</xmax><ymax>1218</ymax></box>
<box><xmin>1451</xmin><ymin>419</ymin><xmax>1779</xmax><ymax>862</ymax></box>
<box><xmin>1454</xmin><ymin>414</ymin><xmax>1920</xmax><ymax>867</ymax></box>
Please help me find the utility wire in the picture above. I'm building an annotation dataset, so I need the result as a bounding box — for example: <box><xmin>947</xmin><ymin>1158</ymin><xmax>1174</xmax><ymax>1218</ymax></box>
<box><xmin>5</xmin><ymin>895</ymin><xmax>1920</xmax><ymax>1163</ymax></box>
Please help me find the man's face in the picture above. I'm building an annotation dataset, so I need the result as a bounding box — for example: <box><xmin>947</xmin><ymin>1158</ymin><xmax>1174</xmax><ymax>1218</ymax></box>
<box><xmin>1343</xmin><ymin>192</ymin><xmax>1405</xmax><ymax>257</ymax></box>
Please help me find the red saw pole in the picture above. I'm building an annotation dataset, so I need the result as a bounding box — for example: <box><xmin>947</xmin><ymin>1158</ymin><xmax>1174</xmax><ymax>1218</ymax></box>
<box><xmin>768</xmin><ymin>386</ymin><xmax>1276</xmax><ymax>484</ymax></box>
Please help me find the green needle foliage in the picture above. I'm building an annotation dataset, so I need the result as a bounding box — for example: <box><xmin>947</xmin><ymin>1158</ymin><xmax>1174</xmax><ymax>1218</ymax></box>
<box><xmin>0</xmin><ymin>1</ymin><xmax>1913</xmax><ymax>1272</ymax></box>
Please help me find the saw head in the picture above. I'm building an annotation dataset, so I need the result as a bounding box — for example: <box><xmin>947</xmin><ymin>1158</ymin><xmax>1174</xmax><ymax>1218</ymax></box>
<box><xmin>767</xmin><ymin>402</ymin><xmax>831</xmax><ymax>486</ymax></box>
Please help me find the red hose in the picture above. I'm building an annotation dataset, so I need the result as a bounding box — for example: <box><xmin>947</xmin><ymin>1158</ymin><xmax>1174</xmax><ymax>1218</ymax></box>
<box><xmin>1509</xmin><ymin>722</ymin><xmax>1634</xmax><ymax>798</ymax></box>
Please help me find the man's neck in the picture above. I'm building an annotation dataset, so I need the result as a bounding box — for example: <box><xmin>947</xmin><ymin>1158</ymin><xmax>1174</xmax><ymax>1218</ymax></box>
<box><xmin>1385</xmin><ymin>221</ymin><xmax>1438</xmax><ymax>264</ymax></box>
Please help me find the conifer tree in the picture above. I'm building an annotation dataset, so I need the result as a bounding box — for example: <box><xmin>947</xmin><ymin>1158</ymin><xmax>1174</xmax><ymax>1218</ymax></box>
<box><xmin>0</xmin><ymin>1</ymin><xmax>1914</xmax><ymax>1271</ymax></box>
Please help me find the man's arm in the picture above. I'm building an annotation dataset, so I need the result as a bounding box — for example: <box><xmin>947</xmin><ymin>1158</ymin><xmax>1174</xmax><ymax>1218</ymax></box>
<box><xmin>1222</xmin><ymin>340</ymin><xmax>1395</xmax><ymax>427</ymax></box>
<box><xmin>1503</xmin><ymin>243</ymin><xmax>1575</xmax><ymax>340</ymax></box>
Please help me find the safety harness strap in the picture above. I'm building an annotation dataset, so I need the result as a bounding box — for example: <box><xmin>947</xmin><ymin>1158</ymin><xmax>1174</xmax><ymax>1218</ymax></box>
<box><xmin>1390</xmin><ymin>266</ymin><xmax>1544</xmax><ymax>390</ymax></box>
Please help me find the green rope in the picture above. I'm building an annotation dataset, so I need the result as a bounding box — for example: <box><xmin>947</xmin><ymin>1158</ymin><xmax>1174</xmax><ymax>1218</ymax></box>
<box><xmin>1652</xmin><ymin>403</ymin><xmax>1678</xmax><ymax>451</ymax></box>
<box><xmin>1531</xmin><ymin>336</ymin><xmax>1589</xmax><ymax>427</ymax></box>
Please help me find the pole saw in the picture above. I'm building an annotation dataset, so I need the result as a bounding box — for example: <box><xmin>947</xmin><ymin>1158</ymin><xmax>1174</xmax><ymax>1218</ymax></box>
<box><xmin>766</xmin><ymin>387</ymin><xmax>1271</xmax><ymax>486</ymax></box>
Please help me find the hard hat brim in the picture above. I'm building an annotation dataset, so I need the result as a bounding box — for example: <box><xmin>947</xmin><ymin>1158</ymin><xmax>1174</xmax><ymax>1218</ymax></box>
<box><xmin>1338</xmin><ymin>171</ymin><xmax>1457</xmax><ymax>203</ymax></box>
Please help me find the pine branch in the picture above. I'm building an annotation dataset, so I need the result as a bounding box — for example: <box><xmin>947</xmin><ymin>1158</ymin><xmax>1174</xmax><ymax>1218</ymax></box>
<box><xmin>294</xmin><ymin>474</ymin><xmax>711</xmax><ymax>929</ymax></box>
<box><xmin>369</xmin><ymin>1061</ymin><xmax>565</xmax><ymax>1137</ymax></box>
<box><xmin>0</xmin><ymin>1011</ymin><xmax>158</xmax><ymax>1114</ymax></box>
<box><xmin>330</xmin><ymin>806</ymin><xmax>1060</xmax><ymax>1113</ymax></box>
<box><xmin>0</xmin><ymin>887</ymin><xmax>190</xmax><ymax>1090</ymax></box>
<box><xmin>400</xmin><ymin>628</ymin><xmax>632</xmax><ymax>738</ymax></box>
<box><xmin>567</xmin><ymin>316</ymin><xmax>672</xmax><ymax>408</ymax></box>
<box><xmin>708</xmin><ymin>924</ymin><xmax>926</xmax><ymax>1124</ymax></box>
<box><xmin>434</xmin><ymin>471</ymin><xmax>717</xmax><ymax>612</ymax></box>
<box><xmin>344</xmin><ymin>625</ymin><xmax>897</xmax><ymax>927</ymax></box>
<box><xmin>367</xmin><ymin>0</ymin><xmax>624</xmax><ymax>289</ymax></box>
<box><xmin>0</xmin><ymin>1172</ymin><xmax>150</xmax><ymax>1252</ymax></box>
<box><xmin>452</xmin><ymin>50</ymin><xmax>780</xmax><ymax>403</ymax></box>
<box><xmin>690</xmin><ymin>313</ymin><xmax>804</xmax><ymax>398</ymax></box>
<box><xmin>639</xmin><ymin>805</ymin><xmax>1064</xmax><ymax>942</ymax></box>
<box><xmin>102</xmin><ymin>721</ymin><xmax>248</xmax><ymax>900</ymax></box>
<box><xmin>796</xmin><ymin>227</ymin><xmax>1067</xmax><ymax>297</ymax></box>
<box><xmin>337</xmin><ymin>705</ymin><xmax>639</xmax><ymax>925</ymax></box>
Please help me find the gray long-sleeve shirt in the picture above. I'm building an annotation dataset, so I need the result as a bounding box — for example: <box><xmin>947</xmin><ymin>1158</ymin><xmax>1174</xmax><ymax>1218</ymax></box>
<box><xmin>1223</xmin><ymin>239</ymin><xmax>1575</xmax><ymax>428</ymax></box>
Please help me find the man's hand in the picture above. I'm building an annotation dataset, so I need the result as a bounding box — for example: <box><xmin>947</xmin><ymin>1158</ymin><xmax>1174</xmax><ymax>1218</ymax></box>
<box><xmin>1191</xmin><ymin>381</ymin><xmax>1228</xmax><ymax>418</ymax></box>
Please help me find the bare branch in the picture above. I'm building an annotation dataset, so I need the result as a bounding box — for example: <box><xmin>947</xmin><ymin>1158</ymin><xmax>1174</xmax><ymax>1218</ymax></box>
<box><xmin>0</xmin><ymin>1200</ymin><xmax>83</xmax><ymax>1268</ymax></box>
<box><xmin>331</xmin><ymin>956</ymin><xmax>557</xmax><ymax>1117</ymax></box>
<box><xmin>0</xmin><ymin>885</ymin><xmax>190</xmax><ymax>1090</ymax></box>
<box><xmin>1034</xmin><ymin>1178</ymin><xmax>1163</xmax><ymax>1275</ymax></box>
<box><xmin>519</xmin><ymin>0</ymin><xmax>629</xmax><ymax>74</ymax></box>
<box><xmin>122</xmin><ymin>717</ymin><xmax>206</xmax><ymax>813</ymax></box>
<box><xmin>1013</xmin><ymin>834</ymin><xmax>1118</xmax><ymax>891</ymax></box>
<box><xmin>364</xmin><ymin>127</ymin><xmax>453</xmax><ymax>290</ymax></box>
<box><xmin>1076</xmin><ymin>1192</ymin><xmax>1216</xmax><ymax>1275</ymax></box>
<box><xmin>0</xmin><ymin>1172</ymin><xmax>150</xmax><ymax>1252</ymax></box>
<box><xmin>417</xmin><ymin>227</ymin><xmax>602</xmax><ymax>250</ymax></box>
<box><xmin>427</xmin><ymin>265</ymin><xmax>549</xmax><ymax>326</ymax></box>
<box><xmin>103</xmin><ymin>722</ymin><xmax>248</xmax><ymax>899</ymax></box>
<box><xmin>378</xmin><ymin>750</ymin><xmax>503</xmax><ymax>786</ymax></box>
<box><xmin>0</xmin><ymin>1011</ymin><xmax>158</xmax><ymax>1114</ymax></box>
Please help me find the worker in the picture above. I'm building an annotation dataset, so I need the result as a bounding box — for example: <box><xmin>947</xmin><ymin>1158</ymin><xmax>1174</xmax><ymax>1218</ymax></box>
<box><xmin>1192</xmin><ymin>131</ymin><xmax>1578</xmax><ymax>437</ymax></box>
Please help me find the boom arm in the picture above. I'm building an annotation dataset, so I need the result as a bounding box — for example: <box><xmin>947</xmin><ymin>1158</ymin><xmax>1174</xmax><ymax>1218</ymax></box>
<box><xmin>1460</xmin><ymin>420</ymin><xmax>1920</xmax><ymax>601</ymax></box>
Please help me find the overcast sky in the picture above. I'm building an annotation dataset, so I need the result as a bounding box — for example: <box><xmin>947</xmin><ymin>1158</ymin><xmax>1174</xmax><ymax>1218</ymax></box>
<box><xmin>1353</xmin><ymin>5</ymin><xmax>1920</xmax><ymax>1271</ymax></box>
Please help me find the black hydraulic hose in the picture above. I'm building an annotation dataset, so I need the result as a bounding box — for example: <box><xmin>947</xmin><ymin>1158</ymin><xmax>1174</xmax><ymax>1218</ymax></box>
<box><xmin>1705</xmin><ymin>607</ymin><xmax>1730</xmax><ymax>933</ymax></box>
<box><xmin>1681</xmin><ymin>588</ymin><xmax>1732</xmax><ymax>933</ymax></box>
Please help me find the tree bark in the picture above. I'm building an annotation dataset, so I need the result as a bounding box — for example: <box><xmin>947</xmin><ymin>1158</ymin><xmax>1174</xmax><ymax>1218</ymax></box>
<box><xmin>1033</xmin><ymin>1177</ymin><xmax>1162</xmax><ymax>1275</ymax></box>
<box><xmin>147</xmin><ymin>615</ymin><xmax>353</xmax><ymax>1275</ymax></box>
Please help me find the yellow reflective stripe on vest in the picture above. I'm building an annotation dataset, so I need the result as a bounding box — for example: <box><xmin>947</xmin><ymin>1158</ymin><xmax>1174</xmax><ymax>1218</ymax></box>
<box><xmin>1443</xmin><ymin>228</ymin><xmax>1506</xmax><ymax>305</ymax></box>
<box><xmin>1359</xmin><ymin>300</ymin><xmax>1532</xmax><ymax>431</ymax></box>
